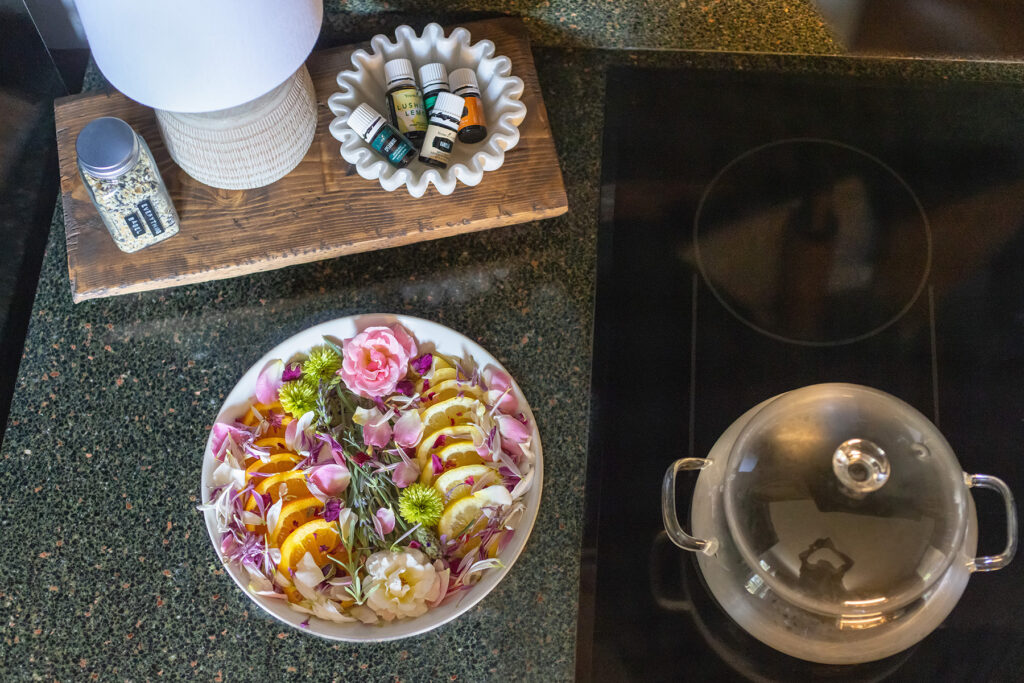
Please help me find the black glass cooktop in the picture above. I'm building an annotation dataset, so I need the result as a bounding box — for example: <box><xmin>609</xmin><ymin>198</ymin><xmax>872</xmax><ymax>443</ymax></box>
<box><xmin>579</xmin><ymin>61</ymin><xmax>1024</xmax><ymax>681</ymax></box>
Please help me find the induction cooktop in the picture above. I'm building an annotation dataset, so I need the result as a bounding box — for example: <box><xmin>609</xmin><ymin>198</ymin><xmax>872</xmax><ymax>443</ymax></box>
<box><xmin>579</xmin><ymin>60</ymin><xmax>1024</xmax><ymax>681</ymax></box>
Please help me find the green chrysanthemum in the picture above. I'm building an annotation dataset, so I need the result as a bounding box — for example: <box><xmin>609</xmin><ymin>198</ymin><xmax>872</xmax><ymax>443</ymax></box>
<box><xmin>302</xmin><ymin>346</ymin><xmax>341</xmax><ymax>382</ymax></box>
<box><xmin>398</xmin><ymin>484</ymin><xmax>444</xmax><ymax>528</ymax></box>
<box><xmin>278</xmin><ymin>379</ymin><xmax>317</xmax><ymax>418</ymax></box>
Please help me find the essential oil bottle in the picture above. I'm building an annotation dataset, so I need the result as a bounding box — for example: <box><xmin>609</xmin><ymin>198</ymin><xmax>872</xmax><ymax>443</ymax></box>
<box><xmin>418</xmin><ymin>92</ymin><xmax>465</xmax><ymax>169</ymax></box>
<box><xmin>448</xmin><ymin>68</ymin><xmax>487</xmax><ymax>144</ymax></box>
<box><xmin>383</xmin><ymin>58</ymin><xmax>428</xmax><ymax>147</ymax></box>
<box><xmin>347</xmin><ymin>103</ymin><xmax>417</xmax><ymax>168</ymax></box>
<box><xmin>418</xmin><ymin>63</ymin><xmax>450</xmax><ymax>116</ymax></box>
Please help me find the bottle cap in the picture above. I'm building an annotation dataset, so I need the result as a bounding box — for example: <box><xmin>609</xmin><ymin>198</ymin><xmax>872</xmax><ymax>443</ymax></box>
<box><xmin>384</xmin><ymin>59</ymin><xmax>415</xmax><ymax>88</ymax></box>
<box><xmin>76</xmin><ymin>116</ymin><xmax>140</xmax><ymax>178</ymax></box>
<box><xmin>347</xmin><ymin>103</ymin><xmax>384</xmax><ymax>140</ymax></box>
<box><xmin>448</xmin><ymin>68</ymin><xmax>479</xmax><ymax>94</ymax></box>
<box><xmin>431</xmin><ymin>91</ymin><xmax>466</xmax><ymax>121</ymax></box>
<box><xmin>418</xmin><ymin>63</ymin><xmax>449</xmax><ymax>91</ymax></box>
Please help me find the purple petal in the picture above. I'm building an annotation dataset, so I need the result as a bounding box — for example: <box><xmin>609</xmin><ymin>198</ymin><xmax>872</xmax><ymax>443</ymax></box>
<box><xmin>282</xmin><ymin>362</ymin><xmax>303</xmax><ymax>382</ymax></box>
<box><xmin>431</xmin><ymin>453</ymin><xmax>443</xmax><ymax>476</ymax></box>
<box><xmin>395</xmin><ymin>380</ymin><xmax>414</xmax><ymax>396</ymax></box>
<box><xmin>323</xmin><ymin>499</ymin><xmax>342</xmax><ymax>523</ymax></box>
<box><xmin>412</xmin><ymin>353</ymin><xmax>433</xmax><ymax>376</ymax></box>
<box><xmin>255</xmin><ymin>359</ymin><xmax>285</xmax><ymax>404</ymax></box>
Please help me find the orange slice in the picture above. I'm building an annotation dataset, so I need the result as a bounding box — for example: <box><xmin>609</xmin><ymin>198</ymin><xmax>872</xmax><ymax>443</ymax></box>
<box><xmin>254</xmin><ymin>436</ymin><xmax>289</xmax><ymax>453</ymax></box>
<box><xmin>269</xmin><ymin>496</ymin><xmax>324</xmax><ymax>548</ymax></box>
<box><xmin>244</xmin><ymin>470</ymin><xmax>312</xmax><ymax>531</ymax></box>
<box><xmin>416</xmin><ymin>423</ymin><xmax>486</xmax><ymax>465</ymax></box>
<box><xmin>277</xmin><ymin>518</ymin><xmax>345</xmax><ymax>603</ymax></box>
<box><xmin>244</xmin><ymin>452</ymin><xmax>301</xmax><ymax>483</ymax></box>
<box><xmin>263</xmin><ymin>414</ymin><xmax>293</xmax><ymax>439</ymax></box>
<box><xmin>241</xmin><ymin>401</ymin><xmax>282</xmax><ymax>426</ymax></box>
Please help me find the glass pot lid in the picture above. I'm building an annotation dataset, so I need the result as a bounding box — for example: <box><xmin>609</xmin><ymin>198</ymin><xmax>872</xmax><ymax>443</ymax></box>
<box><xmin>723</xmin><ymin>383</ymin><xmax>968</xmax><ymax>618</ymax></box>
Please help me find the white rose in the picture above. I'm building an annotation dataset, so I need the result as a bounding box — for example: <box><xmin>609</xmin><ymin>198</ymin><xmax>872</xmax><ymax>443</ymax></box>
<box><xmin>364</xmin><ymin>549</ymin><xmax>441</xmax><ymax>621</ymax></box>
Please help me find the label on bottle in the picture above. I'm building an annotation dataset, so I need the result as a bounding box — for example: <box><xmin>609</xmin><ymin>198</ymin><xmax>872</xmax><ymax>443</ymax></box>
<box><xmin>371</xmin><ymin>127</ymin><xmax>414</xmax><ymax>166</ymax></box>
<box><xmin>137</xmin><ymin>198</ymin><xmax>165</xmax><ymax>236</ymax></box>
<box><xmin>387</xmin><ymin>88</ymin><xmax>427</xmax><ymax>134</ymax></box>
<box><xmin>124</xmin><ymin>212</ymin><xmax>146</xmax><ymax>238</ymax></box>
<box><xmin>458</xmin><ymin>95</ymin><xmax>486</xmax><ymax>130</ymax></box>
<box><xmin>419</xmin><ymin>125</ymin><xmax>458</xmax><ymax>165</ymax></box>
<box><xmin>424</xmin><ymin>93</ymin><xmax>439</xmax><ymax>113</ymax></box>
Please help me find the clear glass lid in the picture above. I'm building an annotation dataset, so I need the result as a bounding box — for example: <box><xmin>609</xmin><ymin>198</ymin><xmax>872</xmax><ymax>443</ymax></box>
<box><xmin>723</xmin><ymin>383</ymin><xmax>968</xmax><ymax>618</ymax></box>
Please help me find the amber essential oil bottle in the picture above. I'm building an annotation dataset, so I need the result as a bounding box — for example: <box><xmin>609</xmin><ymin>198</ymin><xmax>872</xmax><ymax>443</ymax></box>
<box><xmin>448</xmin><ymin>68</ymin><xmax>487</xmax><ymax>144</ymax></box>
<box><xmin>418</xmin><ymin>92</ymin><xmax>465</xmax><ymax>169</ymax></box>
<box><xmin>383</xmin><ymin>58</ymin><xmax>428</xmax><ymax>148</ymax></box>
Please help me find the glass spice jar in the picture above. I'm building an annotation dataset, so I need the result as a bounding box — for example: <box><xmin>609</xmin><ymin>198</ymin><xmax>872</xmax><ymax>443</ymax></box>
<box><xmin>76</xmin><ymin>117</ymin><xmax>180</xmax><ymax>253</ymax></box>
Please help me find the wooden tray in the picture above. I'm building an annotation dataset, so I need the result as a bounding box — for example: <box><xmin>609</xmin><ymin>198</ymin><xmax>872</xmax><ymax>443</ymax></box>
<box><xmin>53</xmin><ymin>18</ymin><xmax>567</xmax><ymax>303</ymax></box>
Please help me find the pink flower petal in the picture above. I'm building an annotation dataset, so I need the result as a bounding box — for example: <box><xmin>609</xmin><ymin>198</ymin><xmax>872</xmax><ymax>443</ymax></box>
<box><xmin>360</xmin><ymin>408</ymin><xmax>393</xmax><ymax>448</ymax></box>
<box><xmin>255</xmin><ymin>359</ymin><xmax>284</xmax><ymax>404</ymax></box>
<box><xmin>391</xmin><ymin>460</ymin><xmax>420</xmax><ymax>488</ymax></box>
<box><xmin>393</xmin><ymin>411</ymin><xmax>423</xmax><ymax>448</ymax></box>
<box><xmin>375</xmin><ymin>507</ymin><xmax>396</xmax><ymax>535</ymax></box>
<box><xmin>496</xmin><ymin>414</ymin><xmax>530</xmax><ymax>443</ymax></box>
<box><xmin>308</xmin><ymin>464</ymin><xmax>350</xmax><ymax>496</ymax></box>
<box><xmin>210</xmin><ymin>422</ymin><xmax>252</xmax><ymax>460</ymax></box>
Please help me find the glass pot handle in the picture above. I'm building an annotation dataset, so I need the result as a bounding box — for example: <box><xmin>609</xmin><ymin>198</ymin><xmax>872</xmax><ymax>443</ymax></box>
<box><xmin>965</xmin><ymin>472</ymin><xmax>1018</xmax><ymax>572</ymax></box>
<box><xmin>661</xmin><ymin>458</ymin><xmax>717</xmax><ymax>555</ymax></box>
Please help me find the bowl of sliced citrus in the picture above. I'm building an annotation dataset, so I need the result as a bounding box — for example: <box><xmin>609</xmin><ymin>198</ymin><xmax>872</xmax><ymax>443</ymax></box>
<box><xmin>199</xmin><ymin>314</ymin><xmax>542</xmax><ymax>639</ymax></box>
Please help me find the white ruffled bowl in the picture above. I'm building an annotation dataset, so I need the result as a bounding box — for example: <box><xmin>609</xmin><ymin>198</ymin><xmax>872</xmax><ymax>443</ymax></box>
<box><xmin>327</xmin><ymin>23</ymin><xmax>527</xmax><ymax>198</ymax></box>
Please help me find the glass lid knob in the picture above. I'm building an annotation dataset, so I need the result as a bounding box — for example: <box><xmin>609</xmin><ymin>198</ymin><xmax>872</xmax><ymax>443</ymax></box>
<box><xmin>833</xmin><ymin>438</ymin><xmax>890</xmax><ymax>496</ymax></box>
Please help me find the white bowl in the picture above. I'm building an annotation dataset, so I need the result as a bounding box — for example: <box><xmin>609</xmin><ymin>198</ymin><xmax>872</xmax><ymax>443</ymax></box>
<box><xmin>199</xmin><ymin>314</ymin><xmax>543</xmax><ymax>641</ymax></box>
<box><xmin>327</xmin><ymin>23</ymin><xmax>527</xmax><ymax>197</ymax></box>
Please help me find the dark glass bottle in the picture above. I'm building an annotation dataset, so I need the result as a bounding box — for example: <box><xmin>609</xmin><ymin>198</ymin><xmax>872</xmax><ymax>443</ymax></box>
<box><xmin>347</xmin><ymin>103</ymin><xmax>416</xmax><ymax>168</ymax></box>
<box><xmin>383</xmin><ymin>58</ymin><xmax>428</xmax><ymax>148</ymax></box>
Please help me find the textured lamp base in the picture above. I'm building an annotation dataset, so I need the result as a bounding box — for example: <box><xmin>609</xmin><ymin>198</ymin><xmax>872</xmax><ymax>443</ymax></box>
<box><xmin>155</xmin><ymin>65</ymin><xmax>316</xmax><ymax>190</ymax></box>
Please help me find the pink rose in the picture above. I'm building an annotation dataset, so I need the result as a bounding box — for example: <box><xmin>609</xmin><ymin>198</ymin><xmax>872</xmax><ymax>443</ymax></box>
<box><xmin>340</xmin><ymin>325</ymin><xmax>418</xmax><ymax>399</ymax></box>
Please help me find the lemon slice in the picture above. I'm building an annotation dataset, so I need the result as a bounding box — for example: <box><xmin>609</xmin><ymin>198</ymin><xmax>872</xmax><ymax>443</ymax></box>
<box><xmin>438</xmin><ymin>485</ymin><xmax>512</xmax><ymax>539</ymax></box>
<box><xmin>416</xmin><ymin>423</ymin><xmax>487</xmax><ymax>464</ymax></box>
<box><xmin>418</xmin><ymin>439</ymin><xmax>486</xmax><ymax>485</ymax></box>
<box><xmin>415</xmin><ymin>356</ymin><xmax>455</xmax><ymax>392</ymax></box>
<box><xmin>420</xmin><ymin>379</ymin><xmax>484</xmax><ymax>407</ymax></box>
<box><xmin>419</xmin><ymin>395</ymin><xmax>485</xmax><ymax>438</ymax></box>
<box><xmin>434</xmin><ymin>464</ymin><xmax>501</xmax><ymax>503</ymax></box>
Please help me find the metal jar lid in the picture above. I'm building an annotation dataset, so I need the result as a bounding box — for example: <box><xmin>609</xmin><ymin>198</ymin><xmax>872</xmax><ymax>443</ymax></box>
<box><xmin>76</xmin><ymin>117</ymin><xmax>140</xmax><ymax>179</ymax></box>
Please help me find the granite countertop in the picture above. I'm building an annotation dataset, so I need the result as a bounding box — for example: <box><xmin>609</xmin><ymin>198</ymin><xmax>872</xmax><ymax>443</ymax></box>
<box><xmin>5</xmin><ymin>3</ymin><xmax>1024</xmax><ymax>681</ymax></box>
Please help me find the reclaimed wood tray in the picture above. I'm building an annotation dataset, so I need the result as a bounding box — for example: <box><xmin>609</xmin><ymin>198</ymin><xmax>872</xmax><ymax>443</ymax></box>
<box><xmin>53</xmin><ymin>17</ymin><xmax>567</xmax><ymax>303</ymax></box>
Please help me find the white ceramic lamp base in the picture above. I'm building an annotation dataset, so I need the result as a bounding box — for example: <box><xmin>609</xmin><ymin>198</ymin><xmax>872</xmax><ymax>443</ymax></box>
<box><xmin>155</xmin><ymin>66</ymin><xmax>317</xmax><ymax>190</ymax></box>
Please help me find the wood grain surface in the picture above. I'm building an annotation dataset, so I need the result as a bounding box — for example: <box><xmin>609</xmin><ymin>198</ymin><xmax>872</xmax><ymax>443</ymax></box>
<box><xmin>53</xmin><ymin>18</ymin><xmax>567</xmax><ymax>303</ymax></box>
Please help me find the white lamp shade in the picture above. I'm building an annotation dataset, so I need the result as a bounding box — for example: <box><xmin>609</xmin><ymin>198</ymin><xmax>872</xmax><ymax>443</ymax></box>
<box><xmin>74</xmin><ymin>0</ymin><xmax>323</xmax><ymax>113</ymax></box>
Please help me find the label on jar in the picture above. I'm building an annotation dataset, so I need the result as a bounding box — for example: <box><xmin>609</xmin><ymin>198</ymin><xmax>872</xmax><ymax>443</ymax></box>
<box><xmin>387</xmin><ymin>88</ymin><xmax>427</xmax><ymax>134</ymax></box>
<box><xmin>137</xmin><ymin>198</ymin><xmax>165</xmax><ymax>236</ymax></box>
<box><xmin>370</xmin><ymin>127</ymin><xmax>415</xmax><ymax>166</ymax></box>
<box><xmin>124</xmin><ymin>212</ymin><xmax>146</xmax><ymax>238</ymax></box>
<box><xmin>458</xmin><ymin>95</ymin><xmax>486</xmax><ymax>130</ymax></box>
<box><xmin>419</xmin><ymin>125</ymin><xmax>458</xmax><ymax>166</ymax></box>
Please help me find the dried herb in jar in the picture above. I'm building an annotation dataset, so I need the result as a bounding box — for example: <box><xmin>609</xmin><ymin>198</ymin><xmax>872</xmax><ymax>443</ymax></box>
<box><xmin>77</xmin><ymin>117</ymin><xmax>180</xmax><ymax>253</ymax></box>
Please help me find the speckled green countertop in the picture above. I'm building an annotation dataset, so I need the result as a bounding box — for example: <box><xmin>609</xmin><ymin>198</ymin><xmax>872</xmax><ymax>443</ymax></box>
<box><xmin>5</xmin><ymin>3</ymin><xmax>1024</xmax><ymax>681</ymax></box>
